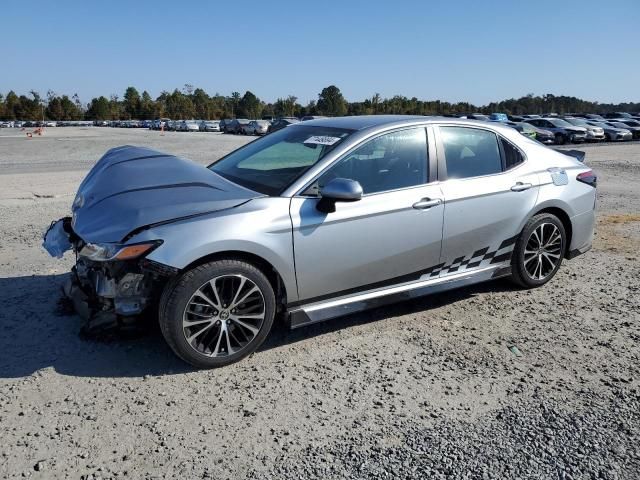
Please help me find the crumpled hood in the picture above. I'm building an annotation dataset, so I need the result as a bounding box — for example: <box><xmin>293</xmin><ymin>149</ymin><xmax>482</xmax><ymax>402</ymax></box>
<box><xmin>71</xmin><ymin>145</ymin><xmax>260</xmax><ymax>243</ymax></box>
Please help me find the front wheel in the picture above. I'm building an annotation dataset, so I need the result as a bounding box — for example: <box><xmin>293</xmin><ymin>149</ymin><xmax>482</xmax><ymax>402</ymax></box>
<box><xmin>511</xmin><ymin>213</ymin><xmax>566</xmax><ymax>288</ymax></box>
<box><xmin>159</xmin><ymin>259</ymin><xmax>276</xmax><ymax>368</ymax></box>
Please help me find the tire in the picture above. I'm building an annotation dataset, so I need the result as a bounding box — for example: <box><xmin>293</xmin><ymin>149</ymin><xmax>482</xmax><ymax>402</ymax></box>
<box><xmin>510</xmin><ymin>213</ymin><xmax>566</xmax><ymax>289</ymax></box>
<box><xmin>555</xmin><ymin>133</ymin><xmax>565</xmax><ymax>145</ymax></box>
<box><xmin>159</xmin><ymin>259</ymin><xmax>276</xmax><ymax>368</ymax></box>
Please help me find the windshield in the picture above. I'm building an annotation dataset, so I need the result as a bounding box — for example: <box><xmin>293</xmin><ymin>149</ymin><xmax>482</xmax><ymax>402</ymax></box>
<box><xmin>210</xmin><ymin>125</ymin><xmax>354</xmax><ymax>195</ymax></box>
<box><xmin>564</xmin><ymin>118</ymin><xmax>587</xmax><ymax>127</ymax></box>
<box><xmin>549</xmin><ymin>118</ymin><xmax>573</xmax><ymax>128</ymax></box>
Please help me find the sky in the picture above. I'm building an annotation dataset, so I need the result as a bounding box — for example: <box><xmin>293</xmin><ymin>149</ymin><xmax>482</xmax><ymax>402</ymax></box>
<box><xmin>2</xmin><ymin>0</ymin><xmax>639</xmax><ymax>106</ymax></box>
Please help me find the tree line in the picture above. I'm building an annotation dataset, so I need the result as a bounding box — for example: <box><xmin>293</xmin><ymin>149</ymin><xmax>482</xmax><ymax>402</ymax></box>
<box><xmin>0</xmin><ymin>84</ymin><xmax>638</xmax><ymax>121</ymax></box>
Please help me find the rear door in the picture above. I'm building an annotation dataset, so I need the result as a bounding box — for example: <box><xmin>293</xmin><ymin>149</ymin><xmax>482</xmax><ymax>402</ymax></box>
<box><xmin>290</xmin><ymin>126</ymin><xmax>444</xmax><ymax>302</ymax></box>
<box><xmin>434</xmin><ymin>125</ymin><xmax>539</xmax><ymax>276</ymax></box>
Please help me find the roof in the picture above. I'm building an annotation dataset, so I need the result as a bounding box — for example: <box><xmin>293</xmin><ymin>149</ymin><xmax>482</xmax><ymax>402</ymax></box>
<box><xmin>300</xmin><ymin>115</ymin><xmax>432</xmax><ymax>130</ymax></box>
<box><xmin>298</xmin><ymin>115</ymin><xmax>514</xmax><ymax>133</ymax></box>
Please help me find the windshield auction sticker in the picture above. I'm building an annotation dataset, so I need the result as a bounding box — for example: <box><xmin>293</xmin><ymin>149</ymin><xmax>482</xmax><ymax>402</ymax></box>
<box><xmin>304</xmin><ymin>136</ymin><xmax>342</xmax><ymax>146</ymax></box>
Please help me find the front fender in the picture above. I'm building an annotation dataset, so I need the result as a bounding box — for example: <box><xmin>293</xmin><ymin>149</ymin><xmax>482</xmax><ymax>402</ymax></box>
<box><xmin>131</xmin><ymin>197</ymin><xmax>299</xmax><ymax>302</ymax></box>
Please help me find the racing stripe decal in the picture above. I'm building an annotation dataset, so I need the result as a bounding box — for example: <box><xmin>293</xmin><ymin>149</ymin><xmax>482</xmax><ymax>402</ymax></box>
<box><xmin>437</xmin><ymin>234</ymin><xmax>518</xmax><ymax>277</ymax></box>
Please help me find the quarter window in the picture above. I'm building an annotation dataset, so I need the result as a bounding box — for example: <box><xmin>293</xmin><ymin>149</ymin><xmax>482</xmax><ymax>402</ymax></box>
<box><xmin>317</xmin><ymin>127</ymin><xmax>428</xmax><ymax>194</ymax></box>
<box><xmin>440</xmin><ymin>127</ymin><xmax>502</xmax><ymax>179</ymax></box>
<box><xmin>501</xmin><ymin>138</ymin><xmax>524</xmax><ymax>170</ymax></box>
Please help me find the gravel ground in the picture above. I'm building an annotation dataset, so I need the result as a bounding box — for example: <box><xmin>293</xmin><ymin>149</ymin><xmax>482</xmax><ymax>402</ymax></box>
<box><xmin>0</xmin><ymin>128</ymin><xmax>638</xmax><ymax>479</ymax></box>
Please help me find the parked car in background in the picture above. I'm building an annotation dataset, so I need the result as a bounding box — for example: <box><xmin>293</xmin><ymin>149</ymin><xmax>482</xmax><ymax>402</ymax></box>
<box><xmin>525</xmin><ymin>118</ymin><xmax>587</xmax><ymax>144</ymax></box>
<box><xmin>464</xmin><ymin>113</ymin><xmax>490</xmax><ymax>121</ymax></box>
<box><xmin>0</xmin><ymin>121</ymin><xmax>14</xmax><ymax>128</ymax></box>
<box><xmin>507</xmin><ymin>115</ymin><xmax>525</xmax><ymax>122</ymax></box>
<box><xmin>45</xmin><ymin>121</ymin><xmax>57</xmax><ymax>127</ymax></box>
<box><xmin>605</xmin><ymin>121</ymin><xmax>640</xmax><ymax>139</ymax></box>
<box><xmin>224</xmin><ymin>119</ymin><xmax>251</xmax><ymax>134</ymax></box>
<box><xmin>584</xmin><ymin>114</ymin><xmax>605</xmax><ymax>121</ymax></box>
<box><xmin>526</xmin><ymin>124</ymin><xmax>555</xmax><ymax>144</ymax></box>
<box><xmin>489</xmin><ymin>113</ymin><xmax>509</xmax><ymax>122</ymax></box>
<box><xmin>585</xmin><ymin>121</ymin><xmax>632</xmax><ymax>142</ymax></box>
<box><xmin>614</xmin><ymin>119</ymin><xmax>640</xmax><ymax>130</ymax></box>
<box><xmin>43</xmin><ymin>115</ymin><xmax>597</xmax><ymax>368</ymax></box>
<box><xmin>242</xmin><ymin>120</ymin><xmax>270</xmax><ymax>135</ymax></box>
<box><xmin>13</xmin><ymin>120</ymin><xmax>25</xmax><ymax>128</ymax></box>
<box><xmin>602</xmin><ymin>112</ymin><xmax>638</xmax><ymax>120</ymax></box>
<box><xmin>176</xmin><ymin>120</ymin><xmax>200</xmax><ymax>132</ymax></box>
<box><xmin>509</xmin><ymin>122</ymin><xmax>555</xmax><ymax>144</ymax></box>
<box><xmin>268</xmin><ymin>117</ymin><xmax>300</xmax><ymax>133</ymax></box>
<box><xmin>200</xmin><ymin>120</ymin><xmax>221</xmax><ymax>132</ymax></box>
<box><xmin>219</xmin><ymin>119</ymin><xmax>232</xmax><ymax>132</ymax></box>
<box><xmin>561</xmin><ymin>117</ymin><xmax>605</xmax><ymax>142</ymax></box>
<box><xmin>151</xmin><ymin>118</ymin><xmax>171</xmax><ymax>130</ymax></box>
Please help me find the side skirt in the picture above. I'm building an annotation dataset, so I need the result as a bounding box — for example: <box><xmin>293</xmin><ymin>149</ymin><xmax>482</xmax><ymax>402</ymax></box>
<box><xmin>287</xmin><ymin>264</ymin><xmax>511</xmax><ymax>329</ymax></box>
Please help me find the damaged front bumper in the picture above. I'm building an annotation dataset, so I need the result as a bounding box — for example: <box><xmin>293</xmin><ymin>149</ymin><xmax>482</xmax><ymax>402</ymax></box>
<box><xmin>45</xmin><ymin>217</ymin><xmax>177</xmax><ymax>333</ymax></box>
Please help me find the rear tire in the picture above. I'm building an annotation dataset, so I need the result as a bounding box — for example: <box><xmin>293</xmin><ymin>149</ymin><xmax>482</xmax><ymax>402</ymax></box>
<box><xmin>511</xmin><ymin>213</ymin><xmax>566</xmax><ymax>289</ymax></box>
<box><xmin>555</xmin><ymin>133</ymin><xmax>565</xmax><ymax>145</ymax></box>
<box><xmin>159</xmin><ymin>259</ymin><xmax>276</xmax><ymax>368</ymax></box>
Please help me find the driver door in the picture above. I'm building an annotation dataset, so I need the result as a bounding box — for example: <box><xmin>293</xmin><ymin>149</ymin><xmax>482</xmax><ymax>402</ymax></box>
<box><xmin>290</xmin><ymin>127</ymin><xmax>444</xmax><ymax>302</ymax></box>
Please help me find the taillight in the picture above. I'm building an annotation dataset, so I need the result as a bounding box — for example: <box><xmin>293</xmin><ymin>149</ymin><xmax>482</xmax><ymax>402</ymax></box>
<box><xmin>576</xmin><ymin>170</ymin><xmax>597</xmax><ymax>187</ymax></box>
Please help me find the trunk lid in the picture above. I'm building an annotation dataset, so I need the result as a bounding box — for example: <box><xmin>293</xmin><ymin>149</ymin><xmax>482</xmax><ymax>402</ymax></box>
<box><xmin>71</xmin><ymin>146</ymin><xmax>260</xmax><ymax>243</ymax></box>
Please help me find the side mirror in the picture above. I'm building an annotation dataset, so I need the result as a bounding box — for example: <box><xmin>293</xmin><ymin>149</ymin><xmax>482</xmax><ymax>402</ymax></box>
<box><xmin>317</xmin><ymin>178</ymin><xmax>363</xmax><ymax>213</ymax></box>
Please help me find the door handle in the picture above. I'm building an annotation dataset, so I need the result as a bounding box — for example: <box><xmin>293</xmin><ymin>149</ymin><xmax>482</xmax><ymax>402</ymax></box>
<box><xmin>413</xmin><ymin>198</ymin><xmax>442</xmax><ymax>209</ymax></box>
<box><xmin>511</xmin><ymin>182</ymin><xmax>533</xmax><ymax>192</ymax></box>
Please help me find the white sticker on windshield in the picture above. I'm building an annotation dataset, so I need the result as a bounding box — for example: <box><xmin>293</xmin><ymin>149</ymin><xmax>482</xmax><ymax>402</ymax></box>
<box><xmin>304</xmin><ymin>135</ymin><xmax>342</xmax><ymax>146</ymax></box>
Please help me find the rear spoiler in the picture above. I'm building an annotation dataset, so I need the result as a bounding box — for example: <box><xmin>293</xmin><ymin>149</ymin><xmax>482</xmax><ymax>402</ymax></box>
<box><xmin>555</xmin><ymin>149</ymin><xmax>585</xmax><ymax>163</ymax></box>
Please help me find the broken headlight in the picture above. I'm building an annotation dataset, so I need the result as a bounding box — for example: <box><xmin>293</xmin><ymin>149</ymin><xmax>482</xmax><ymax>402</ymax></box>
<box><xmin>78</xmin><ymin>241</ymin><xmax>162</xmax><ymax>262</ymax></box>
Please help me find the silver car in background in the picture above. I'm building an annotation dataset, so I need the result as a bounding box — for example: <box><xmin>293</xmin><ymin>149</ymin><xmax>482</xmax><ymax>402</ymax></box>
<box><xmin>43</xmin><ymin>116</ymin><xmax>596</xmax><ymax>368</ymax></box>
<box><xmin>562</xmin><ymin>117</ymin><xmax>605</xmax><ymax>142</ymax></box>
<box><xmin>177</xmin><ymin>120</ymin><xmax>201</xmax><ymax>132</ymax></box>
<box><xmin>241</xmin><ymin>120</ymin><xmax>270</xmax><ymax>135</ymax></box>
<box><xmin>200</xmin><ymin>120</ymin><xmax>221</xmax><ymax>132</ymax></box>
<box><xmin>586</xmin><ymin>121</ymin><xmax>633</xmax><ymax>141</ymax></box>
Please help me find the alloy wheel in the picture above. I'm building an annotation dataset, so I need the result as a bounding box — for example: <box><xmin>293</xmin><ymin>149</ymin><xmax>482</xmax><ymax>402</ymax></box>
<box><xmin>182</xmin><ymin>274</ymin><xmax>266</xmax><ymax>357</ymax></box>
<box><xmin>523</xmin><ymin>223</ymin><xmax>563</xmax><ymax>281</ymax></box>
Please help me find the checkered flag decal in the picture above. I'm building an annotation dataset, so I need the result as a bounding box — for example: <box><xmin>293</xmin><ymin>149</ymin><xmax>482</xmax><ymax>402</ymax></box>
<box><xmin>422</xmin><ymin>234</ymin><xmax>518</xmax><ymax>279</ymax></box>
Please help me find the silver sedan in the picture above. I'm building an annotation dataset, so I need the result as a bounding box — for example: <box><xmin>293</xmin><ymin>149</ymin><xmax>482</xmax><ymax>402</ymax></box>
<box><xmin>241</xmin><ymin>120</ymin><xmax>270</xmax><ymax>135</ymax></box>
<box><xmin>44</xmin><ymin>116</ymin><xmax>596</xmax><ymax>368</ymax></box>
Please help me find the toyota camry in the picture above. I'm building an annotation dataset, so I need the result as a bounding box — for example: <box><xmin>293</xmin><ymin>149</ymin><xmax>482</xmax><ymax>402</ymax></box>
<box><xmin>43</xmin><ymin>116</ymin><xmax>597</xmax><ymax>368</ymax></box>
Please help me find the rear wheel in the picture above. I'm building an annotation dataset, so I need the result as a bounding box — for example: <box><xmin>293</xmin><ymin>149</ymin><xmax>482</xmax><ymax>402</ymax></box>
<box><xmin>159</xmin><ymin>260</ymin><xmax>276</xmax><ymax>368</ymax></box>
<box><xmin>555</xmin><ymin>133</ymin><xmax>565</xmax><ymax>145</ymax></box>
<box><xmin>511</xmin><ymin>213</ymin><xmax>566</xmax><ymax>288</ymax></box>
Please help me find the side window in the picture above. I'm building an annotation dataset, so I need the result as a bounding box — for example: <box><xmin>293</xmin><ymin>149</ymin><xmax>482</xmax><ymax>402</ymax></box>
<box><xmin>440</xmin><ymin>127</ymin><xmax>502</xmax><ymax>179</ymax></box>
<box><xmin>317</xmin><ymin>127</ymin><xmax>428</xmax><ymax>194</ymax></box>
<box><xmin>501</xmin><ymin>138</ymin><xmax>524</xmax><ymax>169</ymax></box>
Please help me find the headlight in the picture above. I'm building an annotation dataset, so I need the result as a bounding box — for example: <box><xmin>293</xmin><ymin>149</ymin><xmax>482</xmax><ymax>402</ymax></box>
<box><xmin>79</xmin><ymin>241</ymin><xmax>161</xmax><ymax>262</ymax></box>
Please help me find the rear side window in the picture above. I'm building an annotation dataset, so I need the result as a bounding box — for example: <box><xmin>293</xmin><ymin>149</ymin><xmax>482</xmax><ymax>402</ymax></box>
<box><xmin>501</xmin><ymin>138</ymin><xmax>524</xmax><ymax>170</ymax></box>
<box><xmin>440</xmin><ymin>127</ymin><xmax>502</xmax><ymax>179</ymax></box>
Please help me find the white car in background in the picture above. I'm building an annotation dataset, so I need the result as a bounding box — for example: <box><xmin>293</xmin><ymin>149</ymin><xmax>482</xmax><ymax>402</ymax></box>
<box><xmin>0</xmin><ymin>121</ymin><xmax>14</xmax><ymax>128</ymax></box>
<box><xmin>177</xmin><ymin>120</ymin><xmax>201</xmax><ymax>132</ymax></box>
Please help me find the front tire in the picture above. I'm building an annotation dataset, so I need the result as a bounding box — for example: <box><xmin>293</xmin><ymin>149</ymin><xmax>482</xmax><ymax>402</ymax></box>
<box><xmin>159</xmin><ymin>259</ymin><xmax>276</xmax><ymax>368</ymax></box>
<box><xmin>511</xmin><ymin>213</ymin><xmax>566</xmax><ymax>288</ymax></box>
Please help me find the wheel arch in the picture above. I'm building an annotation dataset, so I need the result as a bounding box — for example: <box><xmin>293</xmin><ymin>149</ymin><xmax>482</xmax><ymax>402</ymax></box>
<box><xmin>181</xmin><ymin>250</ymin><xmax>289</xmax><ymax>308</ymax></box>
<box><xmin>529</xmin><ymin>206</ymin><xmax>573</xmax><ymax>257</ymax></box>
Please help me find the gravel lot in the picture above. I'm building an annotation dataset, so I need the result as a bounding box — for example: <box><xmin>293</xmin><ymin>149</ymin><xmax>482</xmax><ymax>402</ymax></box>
<box><xmin>0</xmin><ymin>127</ymin><xmax>638</xmax><ymax>479</ymax></box>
